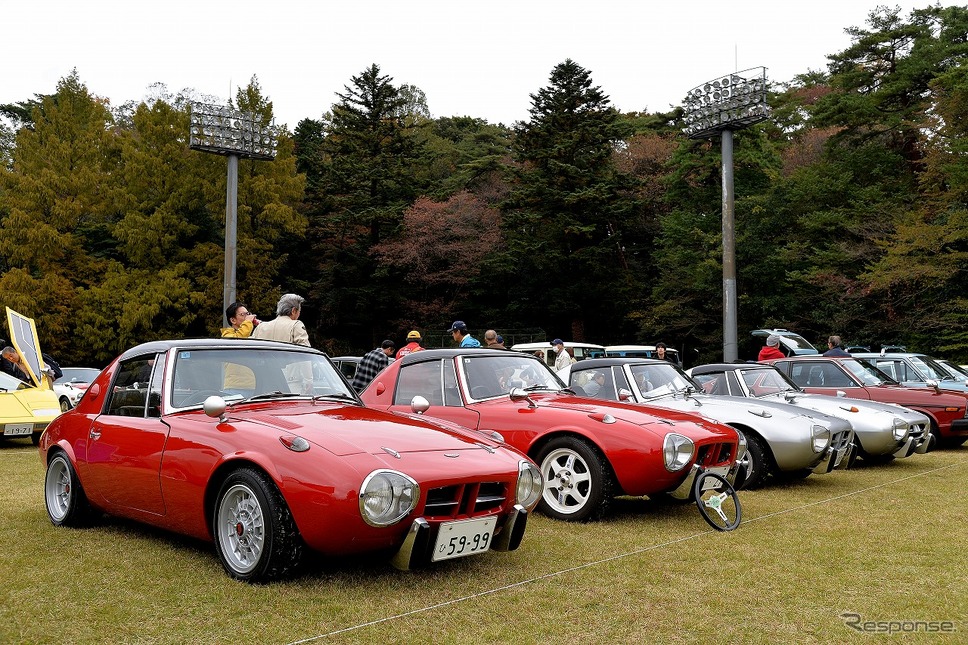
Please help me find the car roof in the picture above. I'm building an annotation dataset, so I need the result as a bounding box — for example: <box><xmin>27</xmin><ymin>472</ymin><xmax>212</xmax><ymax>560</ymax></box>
<box><xmin>118</xmin><ymin>338</ymin><xmax>328</xmax><ymax>361</ymax></box>
<box><xmin>691</xmin><ymin>362</ymin><xmax>772</xmax><ymax>375</ymax></box>
<box><xmin>567</xmin><ymin>357</ymin><xmax>666</xmax><ymax>368</ymax></box>
<box><xmin>400</xmin><ymin>347</ymin><xmax>541</xmax><ymax>365</ymax></box>
<box><xmin>852</xmin><ymin>352</ymin><xmax>925</xmax><ymax>359</ymax></box>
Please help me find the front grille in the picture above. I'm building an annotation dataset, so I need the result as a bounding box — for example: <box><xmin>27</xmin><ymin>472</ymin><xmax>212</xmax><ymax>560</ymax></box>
<box><xmin>908</xmin><ymin>423</ymin><xmax>926</xmax><ymax>441</ymax></box>
<box><xmin>423</xmin><ymin>482</ymin><xmax>508</xmax><ymax>519</ymax></box>
<box><xmin>695</xmin><ymin>442</ymin><xmax>734</xmax><ymax>468</ymax></box>
<box><xmin>831</xmin><ymin>430</ymin><xmax>852</xmax><ymax>452</ymax></box>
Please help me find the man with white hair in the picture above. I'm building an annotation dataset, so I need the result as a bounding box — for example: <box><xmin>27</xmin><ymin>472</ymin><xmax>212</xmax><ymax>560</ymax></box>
<box><xmin>252</xmin><ymin>293</ymin><xmax>311</xmax><ymax>347</ymax></box>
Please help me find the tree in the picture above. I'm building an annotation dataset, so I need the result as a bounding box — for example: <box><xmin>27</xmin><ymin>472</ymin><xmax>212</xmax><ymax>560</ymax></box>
<box><xmin>502</xmin><ymin>59</ymin><xmax>641</xmax><ymax>341</ymax></box>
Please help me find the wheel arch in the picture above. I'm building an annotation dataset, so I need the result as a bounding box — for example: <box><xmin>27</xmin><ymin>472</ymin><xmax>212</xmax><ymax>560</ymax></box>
<box><xmin>527</xmin><ymin>430</ymin><xmax>619</xmax><ymax>490</ymax></box>
<box><xmin>203</xmin><ymin>458</ymin><xmax>283</xmax><ymax>537</ymax></box>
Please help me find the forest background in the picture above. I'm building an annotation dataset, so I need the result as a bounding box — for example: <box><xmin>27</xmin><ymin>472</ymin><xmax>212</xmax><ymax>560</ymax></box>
<box><xmin>2</xmin><ymin>5</ymin><xmax>967</xmax><ymax>368</ymax></box>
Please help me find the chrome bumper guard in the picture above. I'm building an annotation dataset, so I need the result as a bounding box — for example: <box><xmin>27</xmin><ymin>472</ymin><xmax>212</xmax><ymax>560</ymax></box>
<box><xmin>390</xmin><ymin>505</ymin><xmax>529</xmax><ymax>571</ymax></box>
<box><xmin>812</xmin><ymin>442</ymin><xmax>853</xmax><ymax>474</ymax></box>
<box><xmin>893</xmin><ymin>435</ymin><xmax>919</xmax><ymax>459</ymax></box>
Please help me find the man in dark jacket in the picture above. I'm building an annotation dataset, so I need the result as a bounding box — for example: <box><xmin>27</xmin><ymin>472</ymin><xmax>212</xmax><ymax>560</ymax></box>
<box><xmin>823</xmin><ymin>336</ymin><xmax>851</xmax><ymax>357</ymax></box>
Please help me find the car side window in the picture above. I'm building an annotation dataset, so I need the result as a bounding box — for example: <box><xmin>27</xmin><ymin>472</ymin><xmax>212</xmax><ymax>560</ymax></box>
<box><xmin>394</xmin><ymin>360</ymin><xmax>444</xmax><ymax>406</ymax></box>
<box><xmin>106</xmin><ymin>358</ymin><xmax>153</xmax><ymax>417</ymax></box>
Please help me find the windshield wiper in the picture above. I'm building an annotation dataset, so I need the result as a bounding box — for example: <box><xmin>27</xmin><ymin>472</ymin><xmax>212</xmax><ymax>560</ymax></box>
<box><xmin>240</xmin><ymin>391</ymin><xmax>296</xmax><ymax>403</ymax></box>
<box><xmin>524</xmin><ymin>384</ymin><xmax>554</xmax><ymax>391</ymax></box>
<box><xmin>312</xmin><ymin>392</ymin><xmax>360</xmax><ymax>404</ymax></box>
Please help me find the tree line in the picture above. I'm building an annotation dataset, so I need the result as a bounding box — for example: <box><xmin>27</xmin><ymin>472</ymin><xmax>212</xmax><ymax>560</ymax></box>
<box><xmin>1</xmin><ymin>4</ymin><xmax>967</xmax><ymax>367</ymax></box>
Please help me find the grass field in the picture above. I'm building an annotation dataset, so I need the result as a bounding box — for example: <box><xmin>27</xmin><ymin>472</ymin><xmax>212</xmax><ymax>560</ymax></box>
<box><xmin>1</xmin><ymin>441</ymin><xmax>965</xmax><ymax>644</ymax></box>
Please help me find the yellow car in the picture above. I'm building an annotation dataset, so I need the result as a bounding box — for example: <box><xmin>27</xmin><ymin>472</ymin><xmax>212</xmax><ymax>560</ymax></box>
<box><xmin>1</xmin><ymin>308</ymin><xmax>61</xmax><ymax>445</ymax></box>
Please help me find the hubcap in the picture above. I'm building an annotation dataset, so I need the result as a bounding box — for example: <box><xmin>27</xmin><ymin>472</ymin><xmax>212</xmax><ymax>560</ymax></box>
<box><xmin>217</xmin><ymin>484</ymin><xmax>265</xmax><ymax>574</ymax></box>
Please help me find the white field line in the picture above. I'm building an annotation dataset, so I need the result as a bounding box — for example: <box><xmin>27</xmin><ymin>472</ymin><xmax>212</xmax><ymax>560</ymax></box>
<box><xmin>287</xmin><ymin>461</ymin><xmax>960</xmax><ymax>644</ymax></box>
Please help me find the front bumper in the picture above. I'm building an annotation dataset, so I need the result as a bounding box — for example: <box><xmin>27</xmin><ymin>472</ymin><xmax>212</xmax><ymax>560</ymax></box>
<box><xmin>390</xmin><ymin>504</ymin><xmax>528</xmax><ymax>570</ymax></box>
<box><xmin>812</xmin><ymin>433</ymin><xmax>855</xmax><ymax>474</ymax></box>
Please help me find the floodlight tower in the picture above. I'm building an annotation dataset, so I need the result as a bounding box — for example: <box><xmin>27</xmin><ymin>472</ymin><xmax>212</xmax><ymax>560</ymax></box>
<box><xmin>189</xmin><ymin>103</ymin><xmax>277</xmax><ymax>326</ymax></box>
<box><xmin>680</xmin><ymin>67</ymin><xmax>770</xmax><ymax>361</ymax></box>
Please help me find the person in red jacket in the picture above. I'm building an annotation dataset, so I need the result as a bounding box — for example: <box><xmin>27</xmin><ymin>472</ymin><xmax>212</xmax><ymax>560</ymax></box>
<box><xmin>396</xmin><ymin>330</ymin><xmax>425</xmax><ymax>359</ymax></box>
<box><xmin>758</xmin><ymin>334</ymin><xmax>786</xmax><ymax>361</ymax></box>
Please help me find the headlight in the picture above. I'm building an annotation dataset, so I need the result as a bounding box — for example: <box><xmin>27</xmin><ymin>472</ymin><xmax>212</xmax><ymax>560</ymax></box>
<box><xmin>663</xmin><ymin>433</ymin><xmax>695</xmax><ymax>472</ymax></box>
<box><xmin>359</xmin><ymin>470</ymin><xmax>419</xmax><ymax>527</ymax></box>
<box><xmin>811</xmin><ymin>425</ymin><xmax>830</xmax><ymax>453</ymax></box>
<box><xmin>892</xmin><ymin>418</ymin><xmax>908</xmax><ymax>441</ymax></box>
<box><xmin>516</xmin><ymin>460</ymin><xmax>543</xmax><ymax>508</ymax></box>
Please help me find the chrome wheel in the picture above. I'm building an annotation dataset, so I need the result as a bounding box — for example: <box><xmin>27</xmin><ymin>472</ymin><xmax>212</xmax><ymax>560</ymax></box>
<box><xmin>216</xmin><ymin>483</ymin><xmax>266</xmax><ymax>576</ymax></box>
<box><xmin>536</xmin><ymin>437</ymin><xmax>611</xmax><ymax>522</ymax></box>
<box><xmin>45</xmin><ymin>455</ymin><xmax>72</xmax><ymax>523</ymax></box>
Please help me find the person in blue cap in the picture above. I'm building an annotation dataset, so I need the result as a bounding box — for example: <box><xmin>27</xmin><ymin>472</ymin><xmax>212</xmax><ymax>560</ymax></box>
<box><xmin>448</xmin><ymin>320</ymin><xmax>481</xmax><ymax>348</ymax></box>
<box><xmin>551</xmin><ymin>338</ymin><xmax>571</xmax><ymax>371</ymax></box>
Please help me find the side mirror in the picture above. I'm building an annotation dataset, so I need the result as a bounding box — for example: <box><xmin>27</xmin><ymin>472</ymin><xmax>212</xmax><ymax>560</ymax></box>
<box><xmin>618</xmin><ymin>388</ymin><xmax>634</xmax><ymax>402</ymax></box>
<box><xmin>509</xmin><ymin>387</ymin><xmax>536</xmax><ymax>408</ymax></box>
<box><xmin>410</xmin><ymin>395</ymin><xmax>430</xmax><ymax>414</ymax></box>
<box><xmin>203</xmin><ymin>395</ymin><xmax>227</xmax><ymax>422</ymax></box>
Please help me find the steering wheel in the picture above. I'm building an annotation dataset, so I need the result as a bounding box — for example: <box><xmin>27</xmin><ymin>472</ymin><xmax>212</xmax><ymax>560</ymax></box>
<box><xmin>693</xmin><ymin>471</ymin><xmax>742</xmax><ymax>531</ymax></box>
<box><xmin>180</xmin><ymin>390</ymin><xmax>226</xmax><ymax>407</ymax></box>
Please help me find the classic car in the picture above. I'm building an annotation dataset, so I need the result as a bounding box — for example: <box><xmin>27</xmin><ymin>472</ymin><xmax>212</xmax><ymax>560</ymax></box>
<box><xmin>852</xmin><ymin>352</ymin><xmax>968</xmax><ymax>394</ymax></box>
<box><xmin>936</xmin><ymin>359</ymin><xmax>968</xmax><ymax>385</ymax></box>
<box><xmin>748</xmin><ymin>328</ymin><xmax>820</xmax><ymax>359</ymax></box>
<box><xmin>55</xmin><ymin>367</ymin><xmax>102</xmax><ymax>392</ymax></box>
<box><xmin>330</xmin><ymin>356</ymin><xmax>361</xmax><ymax>381</ymax></box>
<box><xmin>1</xmin><ymin>308</ymin><xmax>61</xmax><ymax>444</ymax></box>
<box><xmin>40</xmin><ymin>339</ymin><xmax>542</xmax><ymax>582</ymax></box>
<box><xmin>699</xmin><ymin>361</ymin><xmax>929</xmax><ymax>462</ymax></box>
<box><xmin>766</xmin><ymin>355</ymin><xmax>968</xmax><ymax>449</ymax></box>
<box><xmin>557</xmin><ymin>358</ymin><xmax>850</xmax><ymax>489</ymax></box>
<box><xmin>359</xmin><ymin>348</ymin><xmax>743</xmax><ymax>523</ymax></box>
<box><xmin>509</xmin><ymin>341</ymin><xmax>606</xmax><ymax>366</ymax></box>
<box><xmin>604</xmin><ymin>345</ymin><xmax>682</xmax><ymax>366</ymax></box>
<box><xmin>52</xmin><ymin>381</ymin><xmax>83</xmax><ymax>411</ymax></box>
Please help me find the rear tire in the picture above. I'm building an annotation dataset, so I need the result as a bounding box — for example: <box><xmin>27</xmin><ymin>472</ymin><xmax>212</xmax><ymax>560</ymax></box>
<box><xmin>535</xmin><ymin>437</ymin><xmax>612</xmax><ymax>522</ymax></box>
<box><xmin>44</xmin><ymin>452</ymin><xmax>94</xmax><ymax>527</ymax></box>
<box><xmin>213</xmin><ymin>468</ymin><xmax>303</xmax><ymax>583</ymax></box>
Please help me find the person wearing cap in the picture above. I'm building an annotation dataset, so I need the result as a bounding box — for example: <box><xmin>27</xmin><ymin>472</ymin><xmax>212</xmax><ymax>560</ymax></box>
<box><xmin>758</xmin><ymin>334</ymin><xmax>786</xmax><ymax>361</ymax></box>
<box><xmin>823</xmin><ymin>335</ymin><xmax>850</xmax><ymax>357</ymax></box>
<box><xmin>352</xmin><ymin>340</ymin><xmax>396</xmax><ymax>391</ymax></box>
<box><xmin>448</xmin><ymin>321</ymin><xmax>481</xmax><ymax>348</ymax></box>
<box><xmin>396</xmin><ymin>330</ymin><xmax>425</xmax><ymax>359</ymax></box>
<box><xmin>252</xmin><ymin>293</ymin><xmax>311</xmax><ymax>347</ymax></box>
<box><xmin>483</xmin><ymin>329</ymin><xmax>507</xmax><ymax>349</ymax></box>
<box><xmin>551</xmin><ymin>338</ymin><xmax>571</xmax><ymax>371</ymax></box>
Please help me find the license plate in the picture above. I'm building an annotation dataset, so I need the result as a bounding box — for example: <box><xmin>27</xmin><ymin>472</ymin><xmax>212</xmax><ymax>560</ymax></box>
<box><xmin>3</xmin><ymin>424</ymin><xmax>33</xmax><ymax>437</ymax></box>
<box><xmin>432</xmin><ymin>516</ymin><xmax>497</xmax><ymax>562</ymax></box>
<box><xmin>701</xmin><ymin>466</ymin><xmax>730</xmax><ymax>491</ymax></box>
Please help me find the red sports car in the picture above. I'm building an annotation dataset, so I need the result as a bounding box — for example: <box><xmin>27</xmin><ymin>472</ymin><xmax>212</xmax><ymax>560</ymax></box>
<box><xmin>40</xmin><ymin>339</ymin><xmax>542</xmax><ymax>582</ymax></box>
<box><xmin>765</xmin><ymin>355</ymin><xmax>968</xmax><ymax>449</ymax></box>
<box><xmin>360</xmin><ymin>349</ymin><xmax>743</xmax><ymax>523</ymax></box>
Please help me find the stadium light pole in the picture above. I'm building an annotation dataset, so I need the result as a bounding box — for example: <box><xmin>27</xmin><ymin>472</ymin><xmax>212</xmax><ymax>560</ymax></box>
<box><xmin>189</xmin><ymin>103</ymin><xmax>277</xmax><ymax>326</ymax></box>
<box><xmin>680</xmin><ymin>67</ymin><xmax>770</xmax><ymax>361</ymax></box>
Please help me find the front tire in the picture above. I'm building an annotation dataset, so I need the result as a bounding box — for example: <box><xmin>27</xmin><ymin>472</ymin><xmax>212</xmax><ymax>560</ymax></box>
<box><xmin>213</xmin><ymin>468</ymin><xmax>303</xmax><ymax>583</ymax></box>
<box><xmin>737</xmin><ymin>434</ymin><xmax>772</xmax><ymax>490</ymax></box>
<box><xmin>535</xmin><ymin>437</ymin><xmax>612</xmax><ymax>522</ymax></box>
<box><xmin>45</xmin><ymin>452</ymin><xmax>93</xmax><ymax>526</ymax></box>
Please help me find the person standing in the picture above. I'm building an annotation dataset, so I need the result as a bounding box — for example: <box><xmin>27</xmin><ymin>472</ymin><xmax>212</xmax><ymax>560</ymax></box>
<box><xmin>252</xmin><ymin>293</ymin><xmax>310</xmax><ymax>347</ymax></box>
<box><xmin>823</xmin><ymin>336</ymin><xmax>851</xmax><ymax>357</ymax></box>
<box><xmin>221</xmin><ymin>302</ymin><xmax>258</xmax><ymax>339</ymax></box>
<box><xmin>758</xmin><ymin>334</ymin><xmax>785</xmax><ymax>361</ymax></box>
<box><xmin>448</xmin><ymin>321</ymin><xmax>481</xmax><ymax>348</ymax></box>
<box><xmin>654</xmin><ymin>342</ymin><xmax>675</xmax><ymax>362</ymax></box>
<box><xmin>552</xmin><ymin>339</ymin><xmax>571</xmax><ymax>371</ymax></box>
<box><xmin>352</xmin><ymin>340</ymin><xmax>395</xmax><ymax>391</ymax></box>
<box><xmin>484</xmin><ymin>330</ymin><xmax>507</xmax><ymax>349</ymax></box>
<box><xmin>396</xmin><ymin>330</ymin><xmax>425</xmax><ymax>359</ymax></box>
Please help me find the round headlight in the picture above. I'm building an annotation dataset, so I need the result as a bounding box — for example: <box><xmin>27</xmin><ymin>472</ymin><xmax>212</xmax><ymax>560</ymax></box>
<box><xmin>516</xmin><ymin>460</ymin><xmax>543</xmax><ymax>508</ymax></box>
<box><xmin>359</xmin><ymin>470</ymin><xmax>419</xmax><ymax>527</ymax></box>
<box><xmin>663</xmin><ymin>433</ymin><xmax>695</xmax><ymax>472</ymax></box>
<box><xmin>811</xmin><ymin>424</ymin><xmax>830</xmax><ymax>454</ymax></box>
<box><xmin>892</xmin><ymin>418</ymin><xmax>908</xmax><ymax>441</ymax></box>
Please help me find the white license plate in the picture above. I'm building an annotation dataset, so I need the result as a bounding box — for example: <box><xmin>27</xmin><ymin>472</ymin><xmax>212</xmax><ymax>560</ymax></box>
<box><xmin>700</xmin><ymin>466</ymin><xmax>730</xmax><ymax>491</ymax></box>
<box><xmin>432</xmin><ymin>516</ymin><xmax>497</xmax><ymax>562</ymax></box>
<box><xmin>3</xmin><ymin>424</ymin><xmax>33</xmax><ymax>437</ymax></box>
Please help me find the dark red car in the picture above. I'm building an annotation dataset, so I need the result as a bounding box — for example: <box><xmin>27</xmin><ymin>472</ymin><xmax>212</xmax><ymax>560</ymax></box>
<box><xmin>360</xmin><ymin>349</ymin><xmax>742</xmax><ymax>523</ymax></box>
<box><xmin>765</xmin><ymin>355</ymin><xmax>968</xmax><ymax>448</ymax></box>
<box><xmin>40</xmin><ymin>339</ymin><xmax>542</xmax><ymax>582</ymax></box>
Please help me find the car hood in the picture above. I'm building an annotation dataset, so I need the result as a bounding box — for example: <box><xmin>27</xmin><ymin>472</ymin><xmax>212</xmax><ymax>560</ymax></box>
<box><xmin>509</xmin><ymin>392</ymin><xmax>736</xmax><ymax>441</ymax></box>
<box><xmin>765</xmin><ymin>391</ymin><xmax>927</xmax><ymax>421</ymax></box>
<box><xmin>229</xmin><ymin>402</ymin><xmax>504</xmax><ymax>457</ymax></box>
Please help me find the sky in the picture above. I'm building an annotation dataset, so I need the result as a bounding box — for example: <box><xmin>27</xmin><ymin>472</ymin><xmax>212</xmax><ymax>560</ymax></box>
<box><xmin>3</xmin><ymin>1</ymin><xmax>938</xmax><ymax>131</ymax></box>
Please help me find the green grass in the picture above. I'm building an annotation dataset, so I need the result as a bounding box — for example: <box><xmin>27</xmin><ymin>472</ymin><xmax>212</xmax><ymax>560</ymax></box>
<box><xmin>1</xmin><ymin>442</ymin><xmax>966</xmax><ymax>644</ymax></box>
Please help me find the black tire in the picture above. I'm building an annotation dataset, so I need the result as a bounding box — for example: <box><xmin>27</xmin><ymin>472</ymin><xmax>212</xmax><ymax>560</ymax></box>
<box><xmin>213</xmin><ymin>468</ymin><xmax>303</xmax><ymax>583</ymax></box>
<box><xmin>693</xmin><ymin>471</ymin><xmax>742</xmax><ymax>531</ymax></box>
<box><xmin>59</xmin><ymin>397</ymin><xmax>71</xmax><ymax>412</ymax></box>
<box><xmin>737</xmin><ymin>433</ymin><xmax>772</xmax><ymax>490</ymax></box>
<box><xmin>44</xmin><ymin>452</ymin><xmax>94</xmax><ymax>527</ymax></box>
<box><xmin>535</xmin><ymin>436</ymin><xmax>612</xmax><ymax>522</ymax></box>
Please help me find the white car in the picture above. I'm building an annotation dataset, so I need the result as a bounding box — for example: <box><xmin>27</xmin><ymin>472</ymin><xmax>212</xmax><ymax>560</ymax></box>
<box><xmin>52</xmin><ymin>381</ymin><xmax>83</xmax><ymax>411</ymax></box>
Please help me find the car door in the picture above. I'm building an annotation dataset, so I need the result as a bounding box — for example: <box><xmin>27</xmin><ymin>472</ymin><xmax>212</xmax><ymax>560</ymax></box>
<box><xmin>386</xmin><ymin>357</ymin><xmax>482</xmax><ymax>430</ymax></box>
<box><xmin>778</xmin><ymin>359</ymin><xmax>873</xmax><ymax>399</ymax></box>
<box><xmin>83</xmin><ymin>355</ymin><xmax>169</xmax><ymax>515</ymax></box>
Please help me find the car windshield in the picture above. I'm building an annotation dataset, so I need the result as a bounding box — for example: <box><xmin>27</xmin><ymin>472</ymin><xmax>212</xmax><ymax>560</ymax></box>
<box><xmin>462</xmin><ymin>354</ymin><xmax>563</xmax><ymax>399</ymax></box>
<box><xmin>629</xmin><ymin>363</ymin><xmax>696</xmax><ymax>399</ymax></box>
<box><xmin>170</xmin><ymin>348</ymin><xmax>354</xmax><ymax>408</ymax></box>
<box><xmin>938</xmin><ymin>361</ymin><xmax>968</xmax><ymax>383</ymax></box>
<box><xmin>0</xmin><ymin>371</ymin><xmax>31</xmax><ymax>392</ymax></box>
<box><xmin>846</xmin><ymin>359</ymin><xmax>897</xmax><ymax>385</ymax></box>
<box><xmin>908</xmin><ymin>356</ymin><xmax>952</xmax><ymax>381</ymax></box>
<box><xmin>740</xmin><ymin>368</ymin><xmax>800</xmax><ymax>397</ymax></box>
<box><xmin>56</xmin><ymin>368</ymin><xmax>101</xmax><ymax>384</ymax></box>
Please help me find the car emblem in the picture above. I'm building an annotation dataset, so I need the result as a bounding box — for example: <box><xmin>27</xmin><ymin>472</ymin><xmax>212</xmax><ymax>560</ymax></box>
<box><xmin>444</xmin><ymin>453</ymin><xmax>459</xmax><ymax>458</ymax></box>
